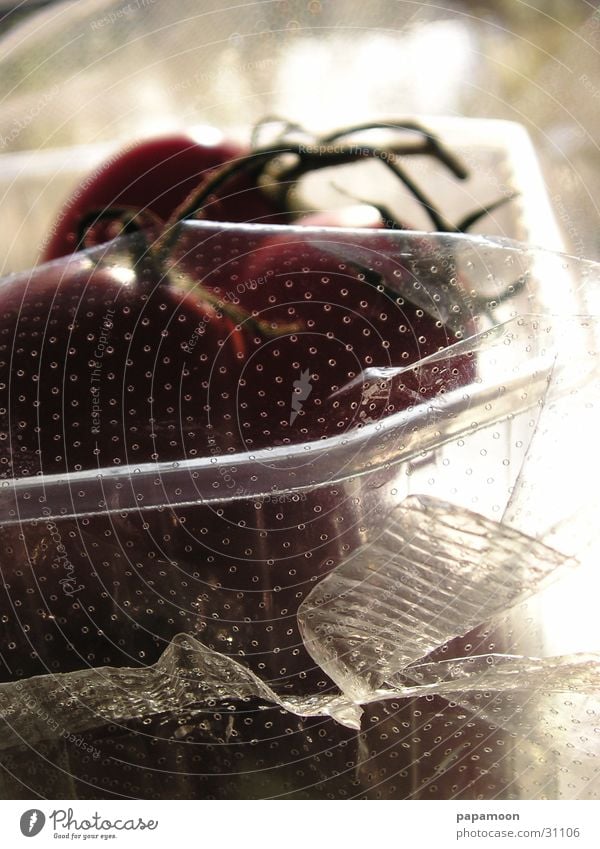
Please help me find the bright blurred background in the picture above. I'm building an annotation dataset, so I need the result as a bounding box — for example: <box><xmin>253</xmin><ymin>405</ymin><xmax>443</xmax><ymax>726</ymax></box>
<box><xmin>0</xmin><ymin>0</ymin><xmax>598</xmax><ymax>259</ymax></box>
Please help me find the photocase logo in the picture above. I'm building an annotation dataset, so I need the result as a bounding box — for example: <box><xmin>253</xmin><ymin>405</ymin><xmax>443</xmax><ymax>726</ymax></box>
<box><xmin>289</xmin><ymin>368</ymin><xmax>312</xmax><ymax>425</ymax></box>
<box><xmin>19</xmin><ymin>810</ymin><xmax>45</xmax><ymax>837</ymax></box>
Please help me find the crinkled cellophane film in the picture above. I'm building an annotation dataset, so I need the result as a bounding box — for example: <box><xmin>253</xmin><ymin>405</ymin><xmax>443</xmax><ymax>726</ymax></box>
<box><xmin>0</xmin><ymin>223</ymin><xmax>599</xmax><ymax>799</ymax></box>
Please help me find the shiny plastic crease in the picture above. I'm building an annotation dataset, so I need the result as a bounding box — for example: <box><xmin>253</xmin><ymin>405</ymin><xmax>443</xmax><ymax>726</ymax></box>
<box><xmin>0</xmin><ymin>496</ymin><xmax>598</xmax><ymax>751</ymax></box>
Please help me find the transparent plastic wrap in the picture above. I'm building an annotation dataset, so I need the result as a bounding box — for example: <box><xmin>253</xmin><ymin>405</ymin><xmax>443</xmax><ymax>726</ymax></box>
<box><xmin>0</xmin><ymin>223</ymin><xmax>599</xmax><ymax>800</ymax></box>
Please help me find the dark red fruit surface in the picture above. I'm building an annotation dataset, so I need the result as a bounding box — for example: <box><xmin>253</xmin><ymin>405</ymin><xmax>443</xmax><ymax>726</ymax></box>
<box><xmin>1</xmin><ymin>249</ymin><xmax>245</xmax><ymax>478</ymax></box>
<box><xmin>0</xmin><ymin>125</ymin><xmax>501</xmax><ymax>800</ymax></box>
<box><xmin>174</xmin><ymin>219</ymin><xmax>476</xmax><ymax>450</ymax></box>
<box><xmin>42</xmin><ymin>134</ymin><xmax>246</xmax><ymax>262</ymax></box>
<box><xmin>0</xmin><ymin>114</ymin><xmax>528</xmax><ymax>798</ymax></box>
<box><xmin>0</xmin><ymin>218</ymin><xmax>478</xmax><ymax>694</ymax></box>
<box><xmin>0</xmin><ymin>684</ymin><xmax>513</xmax><ymax>800</ymax></box>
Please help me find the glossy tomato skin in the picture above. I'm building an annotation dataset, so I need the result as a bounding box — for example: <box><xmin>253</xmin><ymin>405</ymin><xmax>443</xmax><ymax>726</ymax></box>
<box><xmin>1</xmin><ymin>250</ymin><xmax>244</xmax><ymax>479</ymax></box>
<box><xmin>0</xmin><ymin>221</ymin><xmax>477</xmax><ymax>692</ymax></box>
<box><xmin>174</xmin><ymin>217</ymin><xmax>477</xmax><ymax>450</ymax></box>
<box><xmin>0</xmin><ymin>243</ymin><xmax>249</xmax><ymax>683</ymax></box>
<box><xmin>42</xmin><ymin>132</ymin><xmax>397</xmax><ymax>266</ymax></box>
<box><xmin>0</xmin><ymin>135</ymin><xmax>517</xmax><ymax>800</ymax></box>
<box><xmin>42</xmin><ymin>134</ymin><xmax>246</xmax><ymax>262</ymax></box>
<box><xmin>6</xmin><ymin>165</ymin><xmax>481</xmax><ymax>695</ymax></box>
<box><xmin>129</xmin><ymin>222</ymin><xmax>477</xmax><ymax>695</ymax></box>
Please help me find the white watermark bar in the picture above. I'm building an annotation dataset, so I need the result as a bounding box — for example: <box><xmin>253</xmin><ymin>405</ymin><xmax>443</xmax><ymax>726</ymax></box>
<box><xmin>0</xmin><ymin>800</ymin><xmax>597</xmax><ymax>846</ymax></box>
